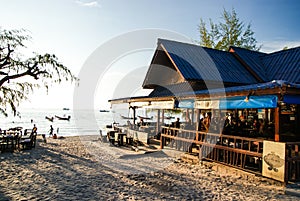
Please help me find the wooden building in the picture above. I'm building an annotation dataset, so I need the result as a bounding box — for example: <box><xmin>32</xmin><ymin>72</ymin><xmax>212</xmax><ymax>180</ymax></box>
<box><xmin>109</xmin><ymin>39</ymin><xmax>300</xmax><ymax>182</ymax></box>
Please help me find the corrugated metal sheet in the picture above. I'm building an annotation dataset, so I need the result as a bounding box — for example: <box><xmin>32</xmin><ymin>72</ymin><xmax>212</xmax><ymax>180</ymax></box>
<box><xmin>229</xmin><ymin>46</ymin><xmax>267</xmax><ymax>81</ymax></box>
<box><xmin>148</xmin><ymin>82</ymin><xmax>196</xmax><ymax>97</ymax></box>
<box><xmin>159</xmin><ymin>39</ymin><xmax>258</xmax><ymax>84</ymax></box>
<box><xmin>145</xmin><ymin>39</ymin><xmax>300</xmax><ymax>98</ymax></box>
<box><xmin>160</xmin><ymin>39</ymin><xmax>300</xmax><ymax>85</ymax></box>
<box><xmin>263</xmin><ymin>47</ymin><xmax>300</xmax><ymax>83</ymax></box>
<box><xmin>149</xmin><ymin>80</ymin><xmax>300</xmax><ymax>98</ymax></box>
<box><xmin>191</xmin><ymin>80</ymin><xmax>300</xmax><ymax>96</ymax></box>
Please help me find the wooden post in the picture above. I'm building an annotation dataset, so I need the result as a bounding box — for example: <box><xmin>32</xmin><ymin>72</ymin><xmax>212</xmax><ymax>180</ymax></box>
<box><xmin>274</xmin><ymin>107</ymin><xmax>280</xmax><ymax>142</ymax></box>
<box><xmin>130</xmin><ymin>106</ymin><xmax>137</xmax><ymax>125</ymax></box>
<box><xmin>160</xmin><ymin>134</ymin><xmax>164</xmax><ymax>149</ymax></box>
<box><xmin>156</xmin><ymin>109</ymin><xmax>161</xmax><ymax>135</ymax></box>
<box><xmin>196</xmin><ymin>109</ymin><xmax>200</xmax><ymax>141</ymax></box>
<box><xmin>265</xmin><ymin>109</ymin><xmax>269</xmax><ymax>123</ymax></box>
<box><xmin>195</xmin><ymin>109</ymin><xmax>200</xmax><ymax>131</ymax></box>
<box><xmin>191</xmin><ymin>108</ymin><xmax>195</xmax><ymax>124</ymax></box>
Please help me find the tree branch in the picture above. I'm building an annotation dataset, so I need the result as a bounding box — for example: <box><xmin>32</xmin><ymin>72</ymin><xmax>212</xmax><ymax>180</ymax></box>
<box><xmin>0</xmin><ymin>44</ymin><xmax>13</xmax><ymax>68</ymax></box>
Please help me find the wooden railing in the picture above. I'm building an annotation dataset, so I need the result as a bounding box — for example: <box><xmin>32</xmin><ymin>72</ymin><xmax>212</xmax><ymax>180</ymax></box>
<box><xmin>161</xmin><ymin>126</ymin><xmax>263</xmax><ymax>172</ymax></box>
<box><xmin>285</xmin><ymin>142</ymin><xmax>300</xmax><ymax>181</ymax></box>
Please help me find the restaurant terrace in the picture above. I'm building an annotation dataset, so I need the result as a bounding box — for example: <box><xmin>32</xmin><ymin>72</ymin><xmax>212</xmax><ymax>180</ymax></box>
<box><xmin>109</xmin><ymin>39</ymin><xmax>300</xmax><ymax>183</ymax></box>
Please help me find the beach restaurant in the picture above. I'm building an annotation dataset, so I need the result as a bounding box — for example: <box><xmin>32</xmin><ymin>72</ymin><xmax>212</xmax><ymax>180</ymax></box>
<box><xmin>109</xmin><ymin>39</ymin><xmax>300</xmax><ymax>183</ymax></box>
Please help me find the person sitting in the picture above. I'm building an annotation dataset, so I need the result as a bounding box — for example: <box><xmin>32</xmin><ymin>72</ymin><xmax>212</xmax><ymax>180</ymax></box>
<box><xmin>252</xmin><ymin>119</ymin><xmax>260</xmax><ymax>137</ymax></box>
<box><xmin>222</xmin><ymin>115</ymin><xmax>231</xmax><ymax>134</ymax></box>
<box><xmin>138</xmin><ymin>118</ymin><xmax>146</xmax><ymax>129</ymax></box>
<box><xmin>171</xmin><ymin>117</ymin><xmax>181</xmax><ymax>136</ymax></box>
<box><xmin>175</xmin><ymin>118</ymin><xmax>181</xmax><ymax>128</ymax></box>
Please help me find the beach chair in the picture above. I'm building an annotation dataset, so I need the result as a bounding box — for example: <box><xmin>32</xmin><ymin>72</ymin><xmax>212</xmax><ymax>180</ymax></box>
<box><xmin>19</xmin><ymin>129</ymin><xmax>37</xmax><ymax>150</ymax></box>
<box><xmin>0</xmin><ymin>133</ymin><xmax>8</xmax><ymax>152</ymax></box>
<box><xmin>107</xmin><ymin>131</ymin><xmax>116</xmax><ymax>145</ymax></box>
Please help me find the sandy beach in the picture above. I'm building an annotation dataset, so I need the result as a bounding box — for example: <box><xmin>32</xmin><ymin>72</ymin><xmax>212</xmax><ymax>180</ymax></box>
<box><xmin>0</xmin><ymin>135</ymin><xmax>297</xmax><ymax>201</ymax></box>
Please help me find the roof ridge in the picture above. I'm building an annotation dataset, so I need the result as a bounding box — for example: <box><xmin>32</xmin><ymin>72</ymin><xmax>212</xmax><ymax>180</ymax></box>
<box><xmin>266</xmin><ymin>46</ymin><xmax>300</xmax><ymax>56</ymax></box>
<box><xmin>229</xmin><ymin>46</ymin><xmax>267</xmax><ymax>56</ymax></box>
<box><xmin>158</xmin><ymin>38</ymin><xmax>228</xmax><ymax>53</ymax></box>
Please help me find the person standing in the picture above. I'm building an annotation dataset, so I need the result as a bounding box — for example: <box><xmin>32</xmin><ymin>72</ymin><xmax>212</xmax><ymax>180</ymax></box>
<box><xmin>32</xmin><ymin>124</ymin><xmax>37</xmax><ymax>134</ymax></box>
<box><xmin>175</xmin><ymin>118</ymin><xmax>181</xmax><ymax>129</ymax></box>
<box><xmin>49</xmin><ymin>125</ymin><xmax>54</xmax><ymax>137</ymax></box>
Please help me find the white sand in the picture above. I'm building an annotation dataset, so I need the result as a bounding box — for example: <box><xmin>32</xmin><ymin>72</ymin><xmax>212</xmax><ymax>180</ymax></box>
<box><xmin>0</xmin><ymin>135</ymin><xmax>296</xmax><ymax>200</ymax></box>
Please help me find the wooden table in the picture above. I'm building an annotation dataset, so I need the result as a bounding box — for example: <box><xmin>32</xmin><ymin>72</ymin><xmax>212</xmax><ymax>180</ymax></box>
<box><xmin>0</xmin><ymin>131</ymin><xmax>19</xmax><ymax>152</ymax></box>
<box><xmin>116</xmin><ymin>133</ymin><xmax>127</xmax><ymax>146</ymax></box>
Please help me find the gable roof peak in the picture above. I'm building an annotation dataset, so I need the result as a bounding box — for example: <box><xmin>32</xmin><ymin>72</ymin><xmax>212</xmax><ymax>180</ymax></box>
<box><xmin>157</xmin><ymin>38</ymin><xmax>227</xmax><ymax>53</ymax></box>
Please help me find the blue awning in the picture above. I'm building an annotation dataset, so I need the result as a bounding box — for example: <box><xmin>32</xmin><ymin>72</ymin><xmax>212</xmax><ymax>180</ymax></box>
<box><xmin>219</xmin><ymin>95</ymin><xmax>278</xmax><ymax>109</ymax></box>
<box><xmin>283</xmin><ymin>95</ymin><xmax>300</xmax><ymax>104</ymax></box>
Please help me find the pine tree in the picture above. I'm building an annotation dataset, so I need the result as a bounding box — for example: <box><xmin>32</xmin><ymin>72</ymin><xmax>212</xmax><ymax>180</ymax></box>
<box><xmin>198</xmin><ymin>8</ymin><xmax>261</xmax><ymax>51</ymax></box>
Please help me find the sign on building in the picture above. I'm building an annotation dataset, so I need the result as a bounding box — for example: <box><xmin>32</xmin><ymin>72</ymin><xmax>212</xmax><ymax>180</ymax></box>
<box><xmin>262</xmin><ymin>141</ymin><xmax>286</xmax><ymax>182</ymax></box>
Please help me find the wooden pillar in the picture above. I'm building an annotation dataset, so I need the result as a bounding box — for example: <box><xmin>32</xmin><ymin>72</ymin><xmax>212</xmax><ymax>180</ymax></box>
<box><xmin>265</xmin><ymin>109</ymin><xmax>269</xmax><ymax>123</ymax></box>
<box><xmin>160</xmin><ymin>134</ymin><xmax>165</xmax><ymax>149</ymax></box>
<box><xmin>196</xmin><ymin>109</ymin><xmax>200</xmax><ymax>131</ymax></box>
<box><xmin>186</xmin><ymin>109</ymin><xmax>190</xmax><ymax>122</ymax></box>
<box><xmin>274</xmin><ymin>107</ymin><xmax>280</xmax><ymax>142</ymax></box>
<box><xmin>196</xmin><ymin>109</ymin><xmax>200</xmax><ymax>141</ymax></box>
<box><xmin>156</xmin><ymin>109</ymin><xmax>161</xmax><ymax>135</ymax></box>
<box><xmin>133</xmin><ymin>107</ymin><xmax>136</xmax><ymax>125</ymax></box>
<box><xmin>191</xmin><ymin>108</ymin><xmax>195</xmax><ymax>124</ymax></box>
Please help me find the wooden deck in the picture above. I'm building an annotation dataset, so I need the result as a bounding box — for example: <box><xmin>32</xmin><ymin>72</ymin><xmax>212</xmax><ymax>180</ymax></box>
<box><xmin>160</xmin><ymin>126</ymin><xmax>300</xmax><ymax>183</ymax></box>
<box><xmin>286</xmin><ymin>142</ymin><xmax>300</xmax><ymax>181</ymax></box>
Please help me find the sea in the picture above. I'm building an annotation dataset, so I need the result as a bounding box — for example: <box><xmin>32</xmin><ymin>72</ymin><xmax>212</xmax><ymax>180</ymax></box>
<box><xmin>0</xmin><ymin>108</ymin><xmax>180</xmax><ymax>137</ymax></box>
<box><xmin>0</xmin><ymin>108</ymin><xmax>124</xmax><ymax>137</ymax></box>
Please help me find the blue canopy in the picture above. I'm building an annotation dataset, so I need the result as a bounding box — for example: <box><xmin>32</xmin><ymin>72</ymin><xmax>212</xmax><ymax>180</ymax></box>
<box><xmin>219</xmin><ymin>95</ymin><xmax>278</xmax><ymax>109</ymax></box>
<box><xmin>283</xmin><ymin>95</ymin><xmax>300</xmax><ymax>104</ymax></box>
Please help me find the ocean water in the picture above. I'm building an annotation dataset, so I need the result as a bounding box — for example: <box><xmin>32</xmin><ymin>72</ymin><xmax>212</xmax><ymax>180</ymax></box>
<box><xmin>0</xmin><ymin>108</ymin><xmax>180</xmax><ymax>137</ymax></box>
<box><xmin>0</xmin><ymin>108</ymin><xmax>120</xmax><ymax>137</ymax></box>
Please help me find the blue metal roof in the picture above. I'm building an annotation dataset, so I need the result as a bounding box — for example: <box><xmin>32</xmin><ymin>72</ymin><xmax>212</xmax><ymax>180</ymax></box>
<box><xmin>263</xmin><ymin>47</ymin><xmax>300</xmax><ymax>83</ymax></box>
<box><xmin>148</xmin><ymin>80</ymin><xmax>300</xmax><ymax>98</ymax></box>
<box><xmin>159</xmin><ymin>39</ymin><xmax>300</xmax><ymax>85</ymax></box>
<box><xmin>146</xmin><ymin>39</ymin><xmax>300</xmax><ymax>98</ymax></box>
<box><xmin>187</xmin><ymin>80</ymin><xmax>300</xmax><ymax>96</ymax></box>
<box><xmin>229</xmin><ymin>46</ymin><xmax>267</xmax><ymax>80</ymax></box>
<box><xmin>231</xmin><ymin>46</ymin><xmax>300</xmax><ymax>83</ymax></box>
<box><xmin>159</xmin><ymin>39</ymin><xmax>258</xmax><ymax>84</ymax></box>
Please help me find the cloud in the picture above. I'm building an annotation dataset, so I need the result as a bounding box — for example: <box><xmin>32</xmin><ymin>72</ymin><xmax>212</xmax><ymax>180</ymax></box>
<box><xmin>260</xmin><ymin>40</ymin><xmax>300</xmax><ymax>53</ymax></box>
<box><xmin>76</xmin><ymin>0</ymin><xmax>101</xmax><ymax>8</ymax></box>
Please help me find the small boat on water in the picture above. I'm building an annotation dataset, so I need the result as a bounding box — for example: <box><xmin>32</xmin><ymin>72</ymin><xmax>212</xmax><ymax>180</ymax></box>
<box><xmin>63</xmin><ymin>108</ymin><xmax>70</xmax><ymax>111</ymax></box>
<box><xmin>120</xmin><ymin>115</ymin><xmax>136</xmax><ymax>120</ymax></box>
<box><xmin>164</xmin><ymin>116</ymin><xmax>175</xmax><ymax>120</ymax></box>
<box><xmin>137</xmin><ymin>115</ymin><xmax>153</xmax><ymax>120</ymax></box>
<box><xmin>99</xmin><ymin>109</ymin><xmax>110</xmax><ymax>112</ymax></box>
<box><xmin>45</xmin><ymin>116</ymin><xmax>54</xmax><ymax>122</ymax></box>
<box><xmin>55</xmin><ymin>115</ymin><xmax>71</xmax><ymax>121</ymax></box>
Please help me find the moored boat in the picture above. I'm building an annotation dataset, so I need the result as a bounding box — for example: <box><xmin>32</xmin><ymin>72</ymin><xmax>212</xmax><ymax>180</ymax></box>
<box><xmin>55</xmin><ymin>115</ymin><xmax>71</xmax><ymax>121</ymax></box>
<box><xmin>99</xmin><ymin>109</ymin><xmax>110</xmax><ymax>112</ymax></box>
<box><xmin>137</xmin><ymin>115</ymin><xmax>153</xmax><ymax>120</ymax></box>
<box><xmin>45</xmin><ymin>116</ymin><xmax>54</xmax><ymax>122</ymax></box>
<box><xmin>120</xmin><ymin>115</ymin><xmax>136</xmax><ymax>120</ymax></box>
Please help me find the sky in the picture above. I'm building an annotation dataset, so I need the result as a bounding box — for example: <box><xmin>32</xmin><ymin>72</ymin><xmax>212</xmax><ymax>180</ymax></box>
<box><xmin>0</xmin><ymin>0</ymin><xmax>300</xmax><ymax>110</ymax></box>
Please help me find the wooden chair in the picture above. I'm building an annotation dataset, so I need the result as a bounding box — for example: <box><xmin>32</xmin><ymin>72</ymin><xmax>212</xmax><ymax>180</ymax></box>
<box><xmin>107</xmin><ymin>131</ymin><xmax>116</xmax><ymax>145</ymax></box>
<box><xmin>19</xmin><ymin>130</ymin><xmax>37</xmax><ymax>150</ymax></box>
